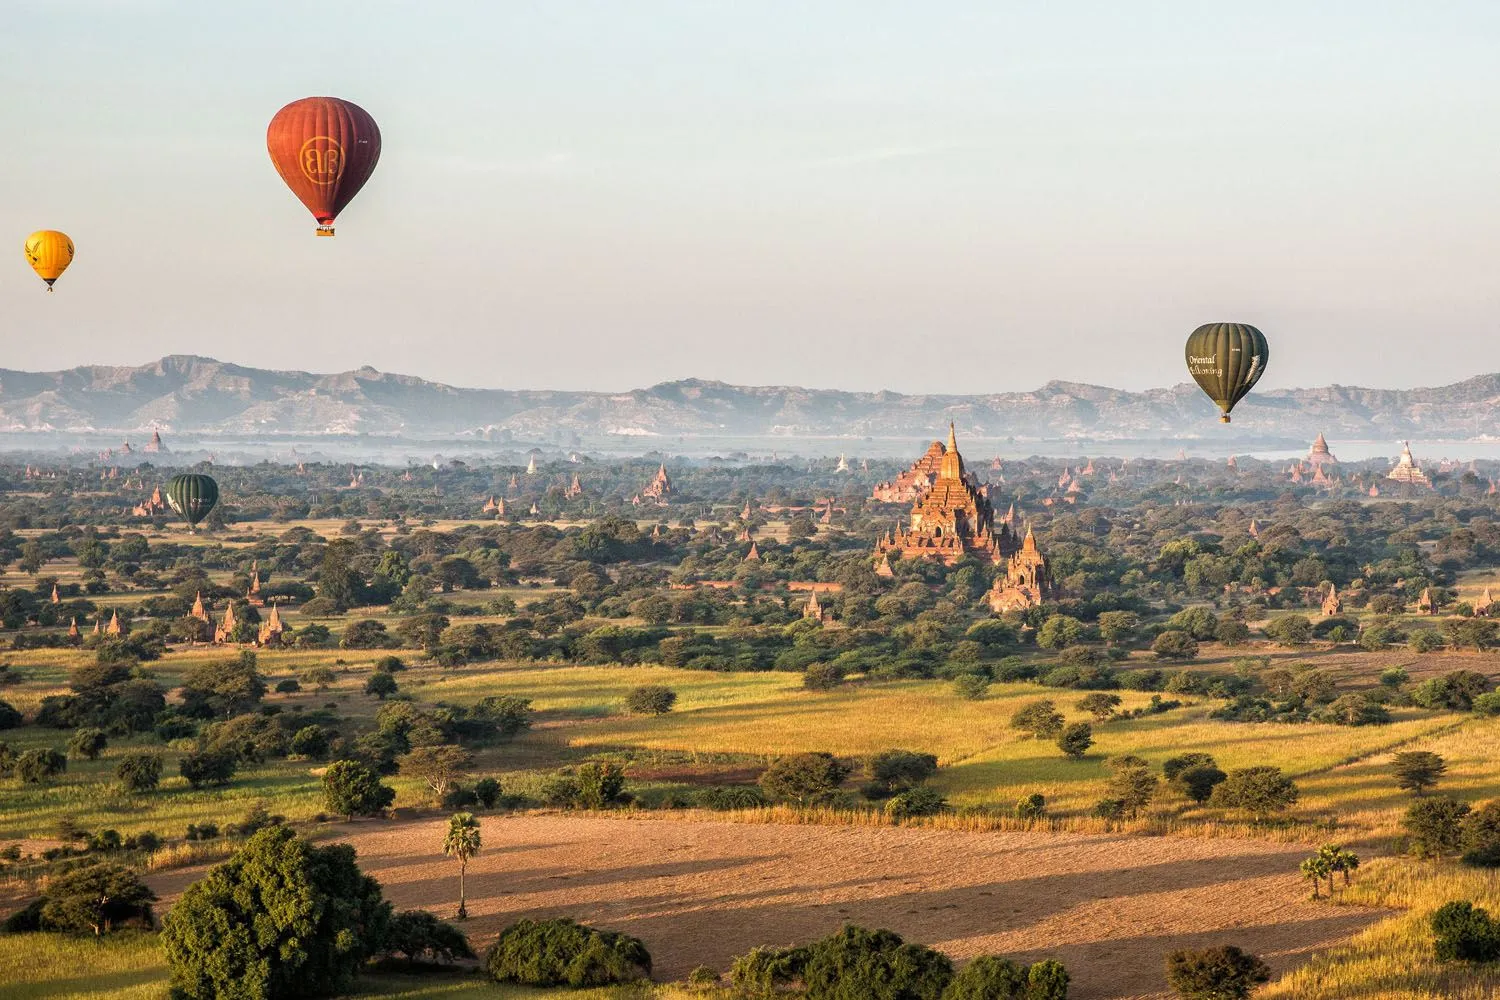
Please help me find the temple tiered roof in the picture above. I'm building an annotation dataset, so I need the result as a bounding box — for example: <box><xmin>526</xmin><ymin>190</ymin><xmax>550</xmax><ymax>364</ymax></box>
<box><xmin>1387</xmin><ymin>442</ymin><xmax>1431</xmax><ymax>487</ymax></box>
<box><xmin>875</xmin><ymin>425</ymin><xmax>1020</xmax><ymax>567</ymax></box>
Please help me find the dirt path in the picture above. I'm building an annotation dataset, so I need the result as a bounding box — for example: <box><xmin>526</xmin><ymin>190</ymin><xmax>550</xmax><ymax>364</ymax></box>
<box><xmin>151</xmin><ymin>814</ymin><xmax>1388</xmax><ymax>1000</ymax></box>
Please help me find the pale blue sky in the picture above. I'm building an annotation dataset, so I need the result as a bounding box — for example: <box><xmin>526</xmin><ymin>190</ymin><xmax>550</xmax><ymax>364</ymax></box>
<box><xmin>3</xmin><ymin>1</ymin><xmax>1499</xmax><ymax>393</ymax></box>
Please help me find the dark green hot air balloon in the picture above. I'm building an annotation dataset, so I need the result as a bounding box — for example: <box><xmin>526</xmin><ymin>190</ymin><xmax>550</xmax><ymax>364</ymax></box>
<box><xmin>1185</xmin><ymin>322</ymin><xmax>1270</xmax><ymax>423</ymax></box>
<box><xmin>165</xmin><ymin>474</ymin><xmax>219</xmax><ymax>529</ymax></box>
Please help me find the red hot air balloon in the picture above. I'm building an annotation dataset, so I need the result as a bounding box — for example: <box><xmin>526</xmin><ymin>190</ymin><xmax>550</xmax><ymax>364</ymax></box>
<box><xmin>266</xmin><ymin>97</ymin><xmax>381</xmax><ymax>236</ymax></box>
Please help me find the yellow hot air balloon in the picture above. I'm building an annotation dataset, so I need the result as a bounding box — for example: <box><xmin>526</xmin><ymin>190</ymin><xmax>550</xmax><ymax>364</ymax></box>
<box><xmin>24</xmin><ymin>230</ymin><xmax>74</xmax><ymax>291</ymax></box>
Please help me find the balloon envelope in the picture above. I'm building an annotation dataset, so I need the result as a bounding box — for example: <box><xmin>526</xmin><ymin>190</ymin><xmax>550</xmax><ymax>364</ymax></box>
<box><xmin>1185</xmin><ymin>323</ymin><xmax>1269</xmax><ymax>423</ymax></box>
<box><xmin>24</xmin><ymin>230</ymin><xmax>74</xmax><ymax>289</ymax></box>
<box><xmin>266</xmin><ymin>97</ymin><xmax>381</xmax><ymax>236</ymax></box>
<box><xmin>165</xmin><ymin>474</ymin><xmax>219</xmax><ymax>528</ymax></box>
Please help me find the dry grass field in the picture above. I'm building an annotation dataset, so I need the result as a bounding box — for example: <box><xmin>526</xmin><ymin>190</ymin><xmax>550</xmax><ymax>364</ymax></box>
<box><xmin>146</xmin><ymin>813</ymin><xmax>1385</xmax><ymax>1000</ymax></box>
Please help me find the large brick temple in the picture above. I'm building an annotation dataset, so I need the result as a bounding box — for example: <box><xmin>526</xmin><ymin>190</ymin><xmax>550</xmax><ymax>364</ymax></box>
<box><xmin>875</xmin><ymin>425</ymin><xmax>1020</xmax><ymax>566</ymax></box>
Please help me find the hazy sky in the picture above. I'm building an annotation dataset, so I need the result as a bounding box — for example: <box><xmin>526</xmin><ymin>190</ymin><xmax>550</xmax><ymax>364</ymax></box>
<box><xmin>4</xmin><ymin>1</ymin><xmax>1499</xmax><ymax>394</ymax></box>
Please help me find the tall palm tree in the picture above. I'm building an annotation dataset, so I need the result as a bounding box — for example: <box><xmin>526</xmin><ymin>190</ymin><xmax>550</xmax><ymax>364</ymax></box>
<box><xmin>443</xmin><ymin>812</ymin><xmax>482</xmax><ymax>920</ymax></box>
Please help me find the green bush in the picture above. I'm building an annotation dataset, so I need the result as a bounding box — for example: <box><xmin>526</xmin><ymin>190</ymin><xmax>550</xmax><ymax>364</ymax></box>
<box><xmin>179</xmin><ymin>748</ymin><xmax>236</xmax><ymax>789</ymax></box>
<box><xmin>1151</xmin><ymin>631</ymin><xmax>1199</xmax><ymax>661</ymax></box>
<box><xmin>625</xmin><ymin>684</ymin><xmax>678</xmax><ymax>715</ymax></box>
<box><xmin>322</xmin><ymin>759</ymin><xmax>395</xmax><ymax>818</ymax></box>
<box><xmin>15</xmin><ymin>747</ymin><xmax>66</xmax><ymax>784</ymax></box>
<box><xmin>484</xmin><ymin>917</ymin><xmax>651</xmax><ymax>987</ymax></box>
<box><xmin>1432</xmin><ymin>900</ymin><xmax>1500</xmax><ymax>963</ymax></box>
<box><xmin>804</xmin><ymin>662</ymin><xmax>847</xmax><ymax>690</ymax></box>
<box><xmin>1405</xmin><ymin>797</ymin><xmax>1470</xmax><ymax>858</ymax></box>
<box><xmin>1164</xmin><ymin>945</ymin><xmax>1270</xmax><ymax>999</ymax></box>
<box><xmin>939</xmin><ymin>956</ymin><xmax>1068</xmax><ymax>999</ymax></box>
<box><xmin>1056</xmin><ymin>722</ymin><xmax>1093</xmax><ymax>759</ymax></box>
<box><xmin>886</xmin><ymin>787</ymin><xmax>947</xmax><ymax>819</ymax></box>
<box><xmin>952</xmin><ymin>673</ymin><xmax>990</xmax><ymax>701</ymax></box>
<box><xmin>576</xmin><ymin>761</ymin><xmax>627</xmax><ymax>809</ymax></box>
<box><xmin>1015</xmin><ymin>793</ymin><xmax>1045</xmax><ymax>820</ymax></box>
<box><xmin>801</xmin><ymin>925</ymin><xmax>953</xmax><ymax>1000</ymax></box>
<box><xmin>697</xmin><ymin>785</ymin><xmax>770</xmax><ymax>810</ymax></box>
<box><xmin>728</xmin><ymin>944</ymin><xmax>809</xmax><ymax>994</ymax></box>
<box><xmin>1460</xmin><ymin>802</ymin><xmax>1500</xmax><ymax>867</ymax></box>
<box><xmin>760</xmin><ymin>752</ymin><xmax>852</xmax><ymax>805</ymax></box>
<box><xmin>381</xmin><ymin>909</ymin><xmax>475</xmax><ymax>964</ymax></box>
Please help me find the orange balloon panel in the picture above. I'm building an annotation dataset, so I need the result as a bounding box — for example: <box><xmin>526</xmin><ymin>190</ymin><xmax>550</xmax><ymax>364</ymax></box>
<box><xmin>266</xmin><ymin>97</ymin><xmax>381</xmax><ymax>233</ymax></box>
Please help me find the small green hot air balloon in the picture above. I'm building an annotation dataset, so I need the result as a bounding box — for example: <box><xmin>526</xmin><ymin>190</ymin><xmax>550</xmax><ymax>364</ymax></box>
<box><xmin>1185</xmin><ymin>322</ymin><xmax>1270</xmax><ymax>423</ymax></box>
<box><xmin>165</xmin><ymin>474</ymin><xmax>219</xmax><ymax>530</ymax></box>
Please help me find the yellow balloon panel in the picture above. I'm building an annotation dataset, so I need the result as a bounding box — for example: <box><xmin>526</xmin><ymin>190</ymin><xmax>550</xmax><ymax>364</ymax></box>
<box><xmin>24</xmin><ymin>230</ymin><xmax>74</xmax><ymax>287</ymax></box>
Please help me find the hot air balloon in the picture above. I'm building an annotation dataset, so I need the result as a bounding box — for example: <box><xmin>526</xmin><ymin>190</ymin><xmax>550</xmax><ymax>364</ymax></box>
<box><xmin>165</xmin><ymin>474</ymin><xmax>219</xmax><ymax>530</ymax></box>
<box><xmin>266</xmin><ymin>97</ymin><xmax>381</xmax><ymax>236</ymax></box>
<box><xmin>1185</xmin><ymin>323</ymin><xmax>1270</xmax><ymax>423</ymax></box>
<box><xmin>24</xmin><ymin>231</ymin><xmax>74</xmax><ymax>291</ymax></box>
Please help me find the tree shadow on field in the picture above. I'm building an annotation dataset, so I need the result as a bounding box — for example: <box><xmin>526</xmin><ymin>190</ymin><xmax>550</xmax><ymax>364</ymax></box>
<box><xmin>16</xmin><ymin>965</ymin><xmax>164</xmax><ymax>999</ymax></box>
<box><xmin>390</xmin><ymin>831</ymin><xmax>1374</xmax><ymax>992</ymax></box>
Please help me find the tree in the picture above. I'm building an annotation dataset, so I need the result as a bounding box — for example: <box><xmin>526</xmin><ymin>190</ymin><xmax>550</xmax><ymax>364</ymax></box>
<box><xmin>290</xmin><ymin>725</ymin><xmax>331</xmax><ymax>760</ymax></box>
<box><xmin>1211</xmin><ymin>767</ymin><xmax>1299</xmax><ymax>821</ymax></box>
<box><xmin>804</xmin><ymin>662</ymin><xmax>846</xmax><ymax>690</ymax></box>
<box><xmin>625</xmin><ymin>684</ymin><xmax>677</xmax><ymax>715</ymax></box>
<box><xmin>1076</xmin><ymin>692</ymin><xmax>1122</xmax><ymax>721</ymax></box>
<box><xmin>1097</xmin><ymin>611</ymin><xmax>1139</xmax><ymax>646</ymax></box>
<box><xmin>1460</xmin><ymin>802</ymin><xmax>1500</xmax><ymax>867</ymax></box>
<box><xmin>16</xmin><ymin>747</ymin><xmax>66</xmax><ymax>784</ymax></box>
<box><xmin>1263</xmin><ymin>615</ymin><xmax>1313</xmax><ymax>646</ymax></box>
<box><xmin>180</xmin><ymin>652</ymin><xmax>266</xmax><ymax>719</ymax></box>
<box><xmin>39</xmin><ymin>863</ymin><xmax>157</xmax><ymax>936</ymax></box>
<box><xmin>116</xmin><ymin>752</ymin><xmax>163</xmax><ymax>793</ymax></box>
<box><xmin>1432</xmin><ymin>901</ymin><xmax>1500</xmax><ymax>963</ymax></box>
<box><xmin>1164</xmin><ymin>945</ymin><xmax>1271</xmax><ymax>999</ymax></box>
<box><xmin>1177</xmin><ymin>765</ymin><xmax>1228</xmax><ymax>804</ymax></box>
<box><xmin>400</xmin><ymin>745</ymin><xmax>473</xmax><ymax>797</ymax></box>
<box><xmin>1215</xmin><ymin>619</ymin><xmax>1251</xmax><ymax>646</ymax></box>
<box><xmin>1037</xmin><ymin>615</ymin><xmax>1086</xmax><ymax>650</ymax></box>
<box><xmin>1168</xmin><ymin>607</ymin><xmax>1220</xmax><ymax>641</ymax></box>
<box><xmin>322</xmin><ymin>760</ymin><xmax>395</xmax><ymax>819</ymax></box>
<box><xmin>443</xmin><ymin>812</ymin><xmax>481</xmax><ymax>920</ymax></box>
<box><xmin>868</xmin><ymin>749</ymin><xmax>939</xmax><ymax>793</ymax></box>
<box><xmin>1152</xmin><ymin>631</ymin><xmax>1199</xmax><ymax>661</ymax></box>
<box><xmin>317</xmin><ymin>539</ymin><xmax>365</xmax><ymax>612</ymax></box>
<box><xmin>1300</xmin><ymin>854</ymin><xmax>1331</xmax><ymax>899</ymax></box>
<box><xmin>343</xmin><ymin>619</ymin><xmax>395</xmax><ymax>650</ymax></box>
<box><xmin>1393</xmin><ymin>751</ymin><xmax>1447</xmax><ymax>795</ymax></box>
<box><xmin>1163</xmin><ymin>752</ymin><xmax>1218</xmax><ymax>781</ymax></box>
<box><xmin>1107</xmin><ymin>761</ymin><xmax>1158</xmax><ymax>816</ymax></box>
<box><xmin>1056</xmin><ymin>722</ymin><xmax>1094</xmax><ymax>759</ymax></box>
<box><xmin>1010</xmin><ymin>700</ymin><xmax>1065</xmax><ymax>739</ymax></box>
<box><xmin>760</xmin><ymin>752</ymin><xmax>851</xmax><ymax>805</ymax></box>
<box><xmin>301</xmin><ymin>665</ymin><xmax>336</xmax><ymax>691</ymax></box>
<box><xmin>179</xmin><ymin>748</ymin><xmax>237</xmax><ymax>789</ymax></box>
<box><xmin>67</xmin><ymin>727</ymin><xmax>107</xmax><ymax>760</ymax></box>
<box><xmin>365</xmin><ymin>671</ymin><xmax>398</xmax><ymax>700</ymax></box>
<box><xmin>1405</xmin><ymin>797</ymin><xmax>1471</xmax><ymax>858</ymax></box>
<box><xmin>161</xmin><ymin>826</ymin><xmax>391</xmax><ymax>1000</ymax></box>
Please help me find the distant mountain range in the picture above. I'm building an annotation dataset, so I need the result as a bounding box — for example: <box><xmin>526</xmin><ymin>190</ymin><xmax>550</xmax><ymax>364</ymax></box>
<box><xmin>0</xmin><ymin>355</ymin><xmax>1496</xmax><ymax>443</ymax></box>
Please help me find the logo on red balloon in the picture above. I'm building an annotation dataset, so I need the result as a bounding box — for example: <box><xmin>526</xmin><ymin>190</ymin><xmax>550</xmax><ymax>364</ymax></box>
<box><xmin>299</xmin><ymin>137</ymin><xmax>345</xmax><ymax>186</ymax></box>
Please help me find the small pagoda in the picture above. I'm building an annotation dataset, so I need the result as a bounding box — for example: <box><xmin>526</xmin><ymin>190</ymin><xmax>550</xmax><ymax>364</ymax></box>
<box><xmin>1322</xmin><ymin>585</ymin><xmax>1343</xmax><ymax>616</ymax></box>
<box><xmin>988</xmin><ymin>524</ymin><xmax>1056</xmax><ymax>613</ymax></box>
<box><xmin>1307</xmin><ymin>433</ymin><xmax>1339</xmax><ymax>468</ymax></box>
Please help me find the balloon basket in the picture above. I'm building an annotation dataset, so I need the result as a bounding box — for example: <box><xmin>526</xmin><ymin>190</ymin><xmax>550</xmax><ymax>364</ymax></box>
<box><xmin>1220</xmin><ymin>415</ymin><xmax>1231</xmax><ymax>423</ymax></box>
<box><xmin>315</xmin><ymin>226</ymin><xmax>336</xmax><ymax>238</ymax></box>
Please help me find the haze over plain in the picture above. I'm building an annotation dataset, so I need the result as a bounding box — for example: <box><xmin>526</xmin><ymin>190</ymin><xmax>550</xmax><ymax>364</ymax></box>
<box><xmin>3</xmin><ymin>1</ymin><xmax>1499</xmax><ymax>395</ymax></box>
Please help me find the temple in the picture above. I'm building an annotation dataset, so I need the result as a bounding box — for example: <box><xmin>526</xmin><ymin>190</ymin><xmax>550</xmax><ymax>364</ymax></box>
<box><xmin>1387</xmin><ymin>442</ymin><xmax>1431</xmax><ymax>487</ymax></box>
<box><xmin>132</xmin><ymin>486</ymin><xmax>168</xmax><ymax>518</ymax></box>
<box><xmin>565</xmin><ymin>473</ymin><xmax>584</xmax><ymax>498</ymax></box>
<box><xmin>1476</xmin><ymin>588</ymin><xmax>1495</xmax><ymax>617</ymax></box>
<box><xmin>1307</xmin><ymin>433</ymin><xmax>1338</xmax><ymax>468</ymax></box>
<box><xmin>871</xmin><ymin>440</ymin><xmax>946</xmax><ymax>504</ymax></box>
<box><xmin>1322</xmin><ymin>585</ymin><xmax>1343</xmax><ymax>616</ymax></box>
<box><xmin>144</xmin><ymin>430</ymin><xmax>167</xmax><ymax>453</ymax></box>
<box><xmin>642</xmin><ymin>464</ymin><xmax>673</xmax><ymax>502</ymax></box>
<box><xmin>874</xmin><ymin>425</ymin><xmax>1021</xmax><ymax>566</ymax></box>
<box><xmin>988</xmin><ymin>524</ymin><xmax>1056</xmax><ymax>612</ymax></box>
